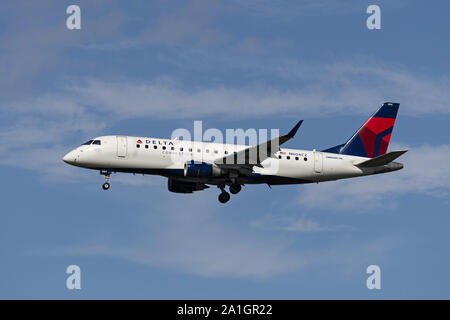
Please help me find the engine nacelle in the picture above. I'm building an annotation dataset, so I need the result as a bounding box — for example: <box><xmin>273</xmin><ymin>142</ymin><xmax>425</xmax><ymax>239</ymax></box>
<box><xmin>184</xmin><ymin>160</ymin><xmax>222</xmax><ymax>177</ymax></box>
<box><xmin>168</xmin><ymin>178</ymin><xmax>209</xmax><ymax>193</ymax></box>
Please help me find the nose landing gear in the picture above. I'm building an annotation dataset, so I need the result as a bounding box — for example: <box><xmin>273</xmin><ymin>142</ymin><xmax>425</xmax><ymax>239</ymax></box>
<box><xmin>100</xmin><ymin>170</ymin><xmax>112</xmax><ymax>191</ymax></box>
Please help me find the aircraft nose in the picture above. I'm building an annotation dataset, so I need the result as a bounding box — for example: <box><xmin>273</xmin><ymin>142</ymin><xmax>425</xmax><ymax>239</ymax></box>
<box><xmin>62</xmin><ymin>150</ymin><xmax>78</xmax><ymax>165</ymax></box>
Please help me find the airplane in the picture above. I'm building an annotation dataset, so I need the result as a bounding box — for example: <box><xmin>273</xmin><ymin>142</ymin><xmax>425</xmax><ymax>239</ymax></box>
<box><xmin>62</xmin><ymin>102</ymin><xmax>406</xmax><ymax>203</ymax></box>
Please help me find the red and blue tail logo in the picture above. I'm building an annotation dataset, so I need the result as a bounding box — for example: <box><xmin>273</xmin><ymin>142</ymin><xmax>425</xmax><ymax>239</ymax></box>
<box><xmin>324</xmin><ymin>103</ymin><xmax>399</xmax><ymax>158</ymax></box>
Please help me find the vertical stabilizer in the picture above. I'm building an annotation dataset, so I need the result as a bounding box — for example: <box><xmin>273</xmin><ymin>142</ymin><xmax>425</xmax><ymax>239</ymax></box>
<box><xmin>323</xmin><ymin>102</ymin><xmax>400</xmax><ymax>158</ymax></box>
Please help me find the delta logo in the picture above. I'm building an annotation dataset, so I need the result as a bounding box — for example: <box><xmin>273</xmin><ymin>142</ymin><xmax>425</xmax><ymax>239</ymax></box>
<box><xmin>136</xmin><ymin>139</ymin><xmax>174</xmax><ymax>145</ymax></box>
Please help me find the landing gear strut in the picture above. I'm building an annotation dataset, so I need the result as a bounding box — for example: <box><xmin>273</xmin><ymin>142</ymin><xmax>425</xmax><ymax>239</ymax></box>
<box><xmin>218</xmin><ymin>184</ymin><xmax>230</xmax><ymax>203</ymax></box>
<box><xmin>100</xmin><ymin>170</ymin><xmax>112</xmax><ymax>191</ymax></box>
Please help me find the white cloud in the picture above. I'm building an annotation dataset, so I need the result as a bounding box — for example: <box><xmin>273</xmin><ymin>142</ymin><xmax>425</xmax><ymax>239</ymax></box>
<box><xmin>0</xmin><ymin>95</ymin><xmax>106</xmax><ymax>180</ymax></box>
<box><xmin>230</xmin><ymin>0</ymin><xmax>405</xmax><ymax>21</ymax></box>
<box><xmin>250</xmin><ymin>214</ymin><xmax>345</xmax><ymax>232</ymax></box>
<box><xmin>51</xmin><ymin>191</ymin><xmax>397</xmax><ymax>278</ymax></box>
<box><xmin>56</xmin><ymin>60</ymin><xmax>450</xmax><ymax>119</ymax></box>
<box><xmin>0</xmin><ymin>2</ymin><xmax>126</xmax><ymax>98</ymax></box>
<box><xmin>278</xmin><ymin>218</ymin><xmax>338</xmax><ymax>232</ymax></box>
<box><xmin>58</xmin><ymin>194</ymin><xmax>309</xmax><ymax>278</ymax></box>
<box><xmin>298</xmin><ymin>144</ymin><xmax>450</xmax><ymax>210</ymax></box>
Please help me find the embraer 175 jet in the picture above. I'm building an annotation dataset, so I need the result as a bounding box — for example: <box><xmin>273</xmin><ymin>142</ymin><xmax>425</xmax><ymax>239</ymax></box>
<box><xmin>63</xmin><ymin>102</ymin><xmax>406</xmax><ymax>203</ymax></box>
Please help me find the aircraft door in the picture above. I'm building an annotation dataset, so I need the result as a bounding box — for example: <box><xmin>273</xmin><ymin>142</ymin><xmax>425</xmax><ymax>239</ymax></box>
<box><xmin>314</xmin><ymin>150</ymin><xmax>323</xmax><ymax>173</ymax></box>
<box><xmin>117</xmin><ymin>136</ymin><xmax>128</xmax><ymax>158</ymax></box>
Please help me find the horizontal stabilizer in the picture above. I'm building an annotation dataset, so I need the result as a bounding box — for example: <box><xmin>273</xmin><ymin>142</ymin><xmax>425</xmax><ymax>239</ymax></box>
<box><xmin>354</xmin><ymin>150</ymin><xmax>408</xmax><ymax>168</ymax></box>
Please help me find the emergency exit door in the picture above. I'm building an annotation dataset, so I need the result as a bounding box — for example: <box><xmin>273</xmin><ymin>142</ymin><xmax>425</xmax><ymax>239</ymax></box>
<box><xmin>314</xmin><ymin>151</ymin><xmax>323</xmax><ymax>173</ymax></box>
<box><xmin>116</xmin><ymin>136</ymin><xmax>128</xmax><ymax>158</ymax></box>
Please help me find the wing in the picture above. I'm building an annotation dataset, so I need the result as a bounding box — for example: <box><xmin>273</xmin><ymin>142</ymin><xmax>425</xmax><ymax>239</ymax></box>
<box><xmin>214</xmin><ymin>120</ymin><xmax>303</xmax><ymax>174</ymax></box>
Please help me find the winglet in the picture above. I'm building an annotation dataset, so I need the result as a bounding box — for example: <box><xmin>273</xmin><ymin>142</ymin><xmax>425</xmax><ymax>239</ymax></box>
<box><xmin>287</xmin><ymin>120</ymin><xmax>303</xmax><ymax>138</ymax></box>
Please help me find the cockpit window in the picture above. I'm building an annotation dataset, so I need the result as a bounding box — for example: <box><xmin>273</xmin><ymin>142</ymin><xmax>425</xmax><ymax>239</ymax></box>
<box><xmin>92</xmin><ymin>140</ymin><xmax>101</xmax><ymax>145</ymax></box>
<box><xmin>82</xmin><ymin>140</ymin><xmax>94</xmax><ymax>145</ymax></box>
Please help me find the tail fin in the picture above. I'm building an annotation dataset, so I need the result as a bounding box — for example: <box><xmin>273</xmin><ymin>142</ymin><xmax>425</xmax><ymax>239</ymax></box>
<box><xmin>323</xmin><ymin>102</ymin><xmax>400</xmax><ymax>158</ymax></box>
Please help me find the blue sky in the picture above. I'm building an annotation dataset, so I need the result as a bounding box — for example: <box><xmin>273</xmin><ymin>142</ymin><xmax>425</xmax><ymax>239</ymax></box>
<box><xmin>1</xmin><ymin>0</ymin><xmax>450</xmax><ymax>299</ymax></box>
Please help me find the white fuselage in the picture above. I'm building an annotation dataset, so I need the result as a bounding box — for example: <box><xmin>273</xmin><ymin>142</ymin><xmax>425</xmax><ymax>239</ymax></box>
<box><xmin>63</xmin><ymin>135</ymin><xmax>400</xmax><ymax>185</ymax></box>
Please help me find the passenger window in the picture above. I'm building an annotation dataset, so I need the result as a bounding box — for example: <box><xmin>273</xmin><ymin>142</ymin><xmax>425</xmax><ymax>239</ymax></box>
<box><xmin>180</xmin><ymin>147</ymin><xmax>183</xmax><ymax>151</ymax></box>
<box><xmin>295</xmin><ymin>156</ymin><xmax>299</xmax><ymax>160</ymax></box>
<box><xmin>171</xmin><ymin>147</ymin><xmax>175</xmax><ymax>151</ymax></box>
<box><xmin>287</xmin><ymin>156</ymin><xmax>290</xmax><ymax>160</ymax></box>
<box><xmin>206</xmin><ymin>149</ymin><xmax>209</xmax><ymax>153</ymax></box>
<box><xmin>154</xmin><ymin>146</ymin><xmax>157</xmax><ymax>149</ymax></box>
<box><xmin>214</xmin><ymin>150</ymin><xmax>218</xmax><ymax>154</ymax></box>
<box><xmin>189</xmin><ymin>148</ymin><xmax>192</xmax><ymax>152</ymax></box>
<box><xmin>145</xmin><ymin>145</ymin><xmax>149</xmax><ymax>149</ymax></box>
<box><xmin>162</xmin><ymin>146</ymin><xmax>166</xmax><ymax>150</ymax></box>
<box><xmin>278</xmin><ymin>155</ymin><xmax>282</xmax><ymax>159</ymax></box>
<box><xmin>197</xmin><ymin>149</ymin><xmax>201</xmax><ymax>153</ymax></box>
<box><xmin>136</xmin><ymin>144</ymin><xmax>140</xmax><ymax>148</ymax></box>
<box><xmin>224</xmin><ymin>151</ymin><xmax>228</xmax><ymax>155</ymax></box>
<box><xmin>304</xmin><ymin>157</ymin><xmax>307</xmax><ymax>161</ymax></box>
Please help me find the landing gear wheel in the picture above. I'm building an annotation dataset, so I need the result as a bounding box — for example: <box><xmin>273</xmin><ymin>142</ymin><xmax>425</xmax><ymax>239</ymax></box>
<box><xmin>218</xmin><ymin>192</ymin><xmax>230</xmax><ymax>203</ymax></box>
<box><xmin>229</xmin><ymin>183</ymin><xmax>241</xmax><ymax>194</ymax></box>
<box><xmin>100</xmin><ymin>170</ymin><xmax>112</xmax><ymax>191</ymax></box>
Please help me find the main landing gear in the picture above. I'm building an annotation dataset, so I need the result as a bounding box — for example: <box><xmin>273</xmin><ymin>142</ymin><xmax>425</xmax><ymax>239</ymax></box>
<box><xmin>217</xmin><ymin>183</ymin><xmax>242</xmax><ymax>203</ymax></box>
<box><xmin>100</xmin><ymin>170</ymin><xmax>112</xmax><ymax>191</ymax></box>
<box><xmin>229</xmin><ymin>183</ymin><xmax>241</xmax><ymax>194</ymax></box>
<box><xmin>218</xmin><ymin>190</ymin><xmax>230</xmax><ymax>204</ymax></box>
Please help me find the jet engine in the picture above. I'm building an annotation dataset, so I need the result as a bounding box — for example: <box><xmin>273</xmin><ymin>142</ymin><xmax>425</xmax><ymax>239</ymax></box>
<box><xmin>168</xmin><ymin>178</ymin><xmax>209</xmax><ymax>193</ymax></box>
<box><xmin>184</xmin><ymin>160</ymin><xmax>222</xmax><ymax>177</ymax></box>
